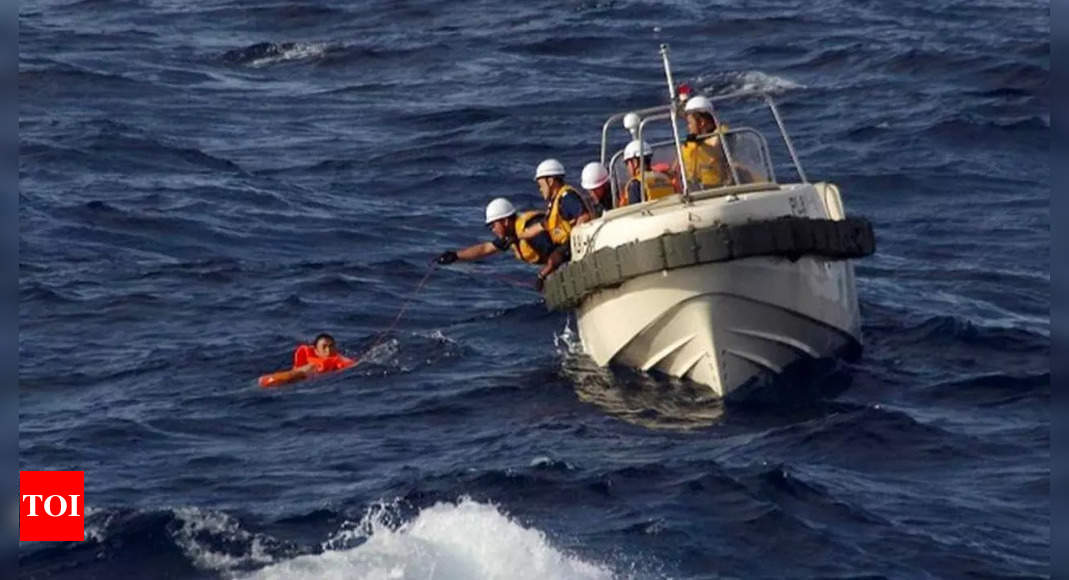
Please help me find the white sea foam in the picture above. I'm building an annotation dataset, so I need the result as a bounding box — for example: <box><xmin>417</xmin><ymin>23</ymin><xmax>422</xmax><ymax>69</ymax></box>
<box><xmin>422</xmin><ymin>329</ymin><xmax>457</xmax><ymax>345</ymax></box>
<box><xmin>243</xmin><ymin>498</ymin><xmax>614</xmax><ymax>580</ymax></box>
<box><xmin>360</xmin><ymin>337</ymin><xmax>400</xmax><ymax>366</ymax></box>
<box><xmin>248</xmin><ymin>42</ymin><xmax>330</xmax><ymax>68</ymax></box>
<box><xmin>553</xmin><ymin>317</ymin><xmax>583</xmax><ymax>357</ymax></box>
<box><xmin>84</xmin><ymin>505</ymin><xmax>113</xmax><ymax>543</ymax></box>
<box><xmin>171</xmin><ymin>507</ymin><xmax>274</xmax><ymax>572</ymax></box>
<box><xmin>697</xmin><ymin>70</ymin><xmax>804</xmax><ymax>95</ymax></box>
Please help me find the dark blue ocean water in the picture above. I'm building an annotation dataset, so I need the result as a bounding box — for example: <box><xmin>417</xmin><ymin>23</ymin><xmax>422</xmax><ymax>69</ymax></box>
<box><xmin>18</xmin><ymin>0</ymin><xmax>1049</xmax><ymax>578</ymax></box>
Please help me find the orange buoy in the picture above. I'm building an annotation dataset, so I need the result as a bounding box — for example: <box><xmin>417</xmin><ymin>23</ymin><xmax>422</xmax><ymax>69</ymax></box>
<box><xmin>258</xmin><ymin>368</ymin><xmax>306</xmax><ymax>388</ymax></box>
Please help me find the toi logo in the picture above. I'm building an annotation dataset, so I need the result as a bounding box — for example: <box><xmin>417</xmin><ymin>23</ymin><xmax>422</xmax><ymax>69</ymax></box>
<box><xmin>19</xmin><ymin>471</ymin><xmax>85</xmax><ymax>541</ymax></box>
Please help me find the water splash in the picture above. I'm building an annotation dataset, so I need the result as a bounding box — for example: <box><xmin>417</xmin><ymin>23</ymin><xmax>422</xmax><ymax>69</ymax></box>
<box><xmin>552</xmin><ymin>317</ymin><xmax>582</xmax><ymax>357</ymax></box>
<box><xmin>697</xmin><ymin>70</ymin><xmax>805</xmax><ymax>95</ymax></box>
<box><xmin>222</xmin><ymin>42</ymin><xmax>333</xmax><ymax>68</ymax></box>
<box><xmin>360</xmin><ymin>337</ymin><xmax>400</xmax><ymax>366</ymax></box>
<box><xmin>555</xmin><ymin>320</ymin><xmax>725</xmax><ymax>431</ymax></box>
<box><xmin>244</xmin><ymin>498</ymin><xmax>613</xmax><ymax>580</ymax></box>
<box><xmin>171</xmin><ymin>507</ymin><xmax>277</xmax><ymax>572</ymax></box>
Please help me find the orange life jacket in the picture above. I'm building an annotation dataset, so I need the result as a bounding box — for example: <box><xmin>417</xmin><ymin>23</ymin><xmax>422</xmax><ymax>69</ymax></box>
<box><xmin>511</xmin><ymin>211</ymin><xmax>550</xmax><ymax>264</ymax></box>
<box><xmin>619</xmin><ymin>171</ymin><xmax>675</xmax><ymax>207</ymax></box>
<box><xmin>293</xmin><ymin>344</ymin><xmax>356</xmax><ymax>373</ymax></box>
<box><xmin>545</xmin><ymin>184</ymin><xmax>597</xmax><ymax>245</ymax></box>
<box><xmin>680</xmin><ymin>125</ymin><xmax>732</xmax><ymax>190</ymax></box>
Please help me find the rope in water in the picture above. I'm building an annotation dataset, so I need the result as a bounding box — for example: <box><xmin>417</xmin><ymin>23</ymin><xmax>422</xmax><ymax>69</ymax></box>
<box><xmin>357</xmin><ymin>262</ymin><xmax>438</xmax><ymax>364</ymax></box>
<box><xmin>480</xmin><ymin>271</ymin><xmax>533</xmax><ymax>289</ymax></box>
<box><xmin>353</xmin><ymin>262</ymin><xmax>538</xmax><ymax>367</ymax></box>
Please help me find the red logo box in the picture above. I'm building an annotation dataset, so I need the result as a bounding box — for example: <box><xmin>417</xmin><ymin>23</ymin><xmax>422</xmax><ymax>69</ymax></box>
<box><xmin>19</xmin><ymin>471</ymin><xmax>85</xmax><ymax>541</ymax></box>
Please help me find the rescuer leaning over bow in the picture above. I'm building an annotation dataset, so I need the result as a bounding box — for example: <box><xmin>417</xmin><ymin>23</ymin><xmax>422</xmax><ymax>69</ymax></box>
<box><xmin>435</xmin><ymin>197</ymin><xmax>568</xmax><ymax>291</ymax></box>
<box><xmin>523</xmin><ymin>158</ymin><xmax>599</xmax><ymax>244</ymax></box>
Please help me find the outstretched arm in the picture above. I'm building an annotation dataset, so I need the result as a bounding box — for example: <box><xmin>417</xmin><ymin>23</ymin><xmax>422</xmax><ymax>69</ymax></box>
<box><xmin>457</xmin><ymin>241</ymin><xmax>500</xmax><ymax>261</ymax></box>
<box><xmin>437</xmin><ymin>241</ymin><xmax>502</xmax><ymax>265</ymax></box>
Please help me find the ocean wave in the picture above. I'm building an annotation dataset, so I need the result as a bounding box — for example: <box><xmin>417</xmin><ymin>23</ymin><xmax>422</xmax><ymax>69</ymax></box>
<box><xmin>17</xmin><ymin>0</ymin><xmax>1051</xmax><ymax>576</ymax></box>
<box><xmin>39</xmin><ymin>118</ymin><xmax>246</xmax><ymax>174</ymax></box>
<box><xmin>751</xmin><ymin>405</ymin><xmax>1019</xmax><ymax>467</ymax></box>
<box><xmin>244</xmin><ymin>498</ymin><xmax>614</xmax><ymax>580</ymax></box>
<box><xmin>923</xmin><ymin>115</ymin><xmax>1049</xmax><ymax>146</ymax></box>
<box><xmin>753</xmin><ymin>464</ymin><xmax>890</xmax><ymax>527</ymax></box>
<box><xmin>283</xmin><ymin>328</ymin><xmax>467</xmax><ymax>380</ymax></box>
<box><xmin>502</xmin><ymin>35</ymin><xmax>616</xmax><ymax>58</ymax></box>
<box><xmin>180</xmin><ymin>3</ymin><xmax>354</xmax><ymax>33</ymax></box>
<box><xmin>877</xmin><ymin>314</ymin><xmax>1049</xmax><ymax>352</ymax></box>
<box><xmin>790</xmin><ymin>44</ymin><xmax>866</xmax><ymax>70</ymax></box>
<box><xmin>221</xmin><ymin>41</ymin><xmax>338</xmax><ymax>68</ymax></box>
<box><xmin>44</xmin><ymin>198</ymin><xmax>249</xmax><ymax>255</ymax></box>
<box><xmin>696</xmin><ymin>70</ymin><xmax>805</xmax><ymax>96</ymax></box>
<box><xmin>917</xmin><ymin>372</ymin><xmax>1049</xmax><ymax>407</ymax></box>
<box><xmin>19</xmin><ymin>64</ymin><xmax>164</xmax><ymax>98</ymax></box>
<box><xmin>977</xmin><ymin>61</ymin><xmax>1049</xmax><ymax>93</ymax></box>
<box><xmin>19</xmin><ymin>281</ymin><xmax>79</xmax><ymax>304</ymax></box>
<box><xmin>565</xmin><ymin>357</ymin><xmax>728</xmax><ymax>430</ymax></box>
<box><xmin>20</xmin><ymin>506</ymin><xmax>291</xmax><ymax>577</ymax></box>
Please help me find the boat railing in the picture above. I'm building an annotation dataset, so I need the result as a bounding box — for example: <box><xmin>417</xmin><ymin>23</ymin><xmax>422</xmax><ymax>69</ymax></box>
<box><xmin>600</xmin><ymin>104</ymin><xmax>670</xmax><ymax>166</ymax></box>
<box><xmin>572</xmin><ymin>180</ymin><xmax>783</xmax><ymax>257</ymax></box>
<box><xmin>599</xmin><ymin>89</ymin><xmax>808</xmax><ymax>194</ymax></box>
<box><xmin>607</xmin><ymin>127</ymin><xmax>776</xmax><ymax>203</ymax></box>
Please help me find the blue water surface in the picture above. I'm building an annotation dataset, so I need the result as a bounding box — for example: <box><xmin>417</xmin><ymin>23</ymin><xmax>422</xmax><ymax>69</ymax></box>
<box><xmin>19</xmin><ymin>1</ymin><xmax>1049</xmax><ymax>578</ymax></box>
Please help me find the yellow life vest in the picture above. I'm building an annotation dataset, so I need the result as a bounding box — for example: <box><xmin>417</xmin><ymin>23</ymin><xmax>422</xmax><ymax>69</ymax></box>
<box><xmin>545</xmin><ymin>184</ymin><xmax>594</xmax><ymax>245</ymax></box>
<box><xmin>681</xmin><ymin>126</ymin><xmax>732</xmax><ymax>190</ymax></box>
<box><xmin>510</xmin><ymin>211</ymin><xmax>548</xmax><ymax>264</ymax></box>
<box><xmin>620</xmin><ymin>171</ymin><xmax>676</xmax><ymax>206</ymax></box>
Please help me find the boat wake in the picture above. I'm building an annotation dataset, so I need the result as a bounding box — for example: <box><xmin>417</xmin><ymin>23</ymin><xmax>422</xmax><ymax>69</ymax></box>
<box><xmin>555</xmin><ymin>323</ymin><xmax>728</xmax><ymax>430</ymax></box>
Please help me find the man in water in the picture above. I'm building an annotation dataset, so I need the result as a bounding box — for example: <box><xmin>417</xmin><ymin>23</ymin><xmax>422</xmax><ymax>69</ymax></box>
<box><xmin>258</xmin><ymin>333</ymin><xmax>355</xmax><ymax>387</ymax></box>
<box><xmin>435</xmin><ymin>197</ymin><xmax>567</xmax><ymax>290</ymax></box>
<box><xmin>293</xmin><ymin>333</ymin><xmax>355</xmax><ymax>374</ymax></box>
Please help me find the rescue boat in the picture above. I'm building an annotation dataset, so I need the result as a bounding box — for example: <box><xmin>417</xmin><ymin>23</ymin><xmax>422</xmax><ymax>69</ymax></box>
<box><xmin>542</xmin><ymin>46</ymin><xmax>876</xmax><ymax>398</ymax></box>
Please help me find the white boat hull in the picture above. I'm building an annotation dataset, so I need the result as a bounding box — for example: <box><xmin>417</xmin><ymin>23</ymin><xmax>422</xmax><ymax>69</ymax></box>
<box><xmin>569</xmin><ymin>183</ymin><xmax>863</xmax><ymax>397</ymax></box>
<box><xmin>576</xmin><ymin>256</ymin><xmax>860</xmax><ymax>397</ymax></box>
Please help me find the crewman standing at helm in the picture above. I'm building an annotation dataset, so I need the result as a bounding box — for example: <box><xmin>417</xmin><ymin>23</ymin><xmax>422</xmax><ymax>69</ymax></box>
<box><xmin>620</xmin><ymin>140</ymin><xmax>676</xmax><ymax>207</ymax></box>
<box><xmin>675</xmin><ymin>95</ymin><xmax>733</xmax><ymax>190</ymax></box>
<box><xmin>580</xmin><ymin>162</ymin><xmax>613</xmax><ymax>214</ymax></box>
<box><xmin>435</xmin><ymin>197</ymin><xmax>567</xmax><ymax>290</ymax></box>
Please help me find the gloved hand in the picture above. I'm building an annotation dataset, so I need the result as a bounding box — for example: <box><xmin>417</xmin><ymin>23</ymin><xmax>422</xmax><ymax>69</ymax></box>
<box><xmin>435</xmin><ymin>250</ymin><xmax>458</xmax><ymax>265</ymax></box>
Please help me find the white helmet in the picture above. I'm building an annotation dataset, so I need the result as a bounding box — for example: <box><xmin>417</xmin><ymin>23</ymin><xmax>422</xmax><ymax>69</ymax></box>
<box><xmin>580</xmin><ymin>162</ymin><xmax>610</xmax><ymax>190</ymax></box>
<box><xmin>684</xmin><ymin>95</ymin><xmax>714</xmax><ymax>115</ymax></box>
<box><xmin>623</xmin><ymin>139</ymin><xmax>653</xmax><ymax>161</ymax></box>
<box><xmin>533</xmin><ymin>158</ymin><xmax>565</xmax><ymax>181</ymax></box>
<box><xmin>484</xmin><ymin>197</ymin><xmax>516</xmax><ymax>224</ymax></box>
